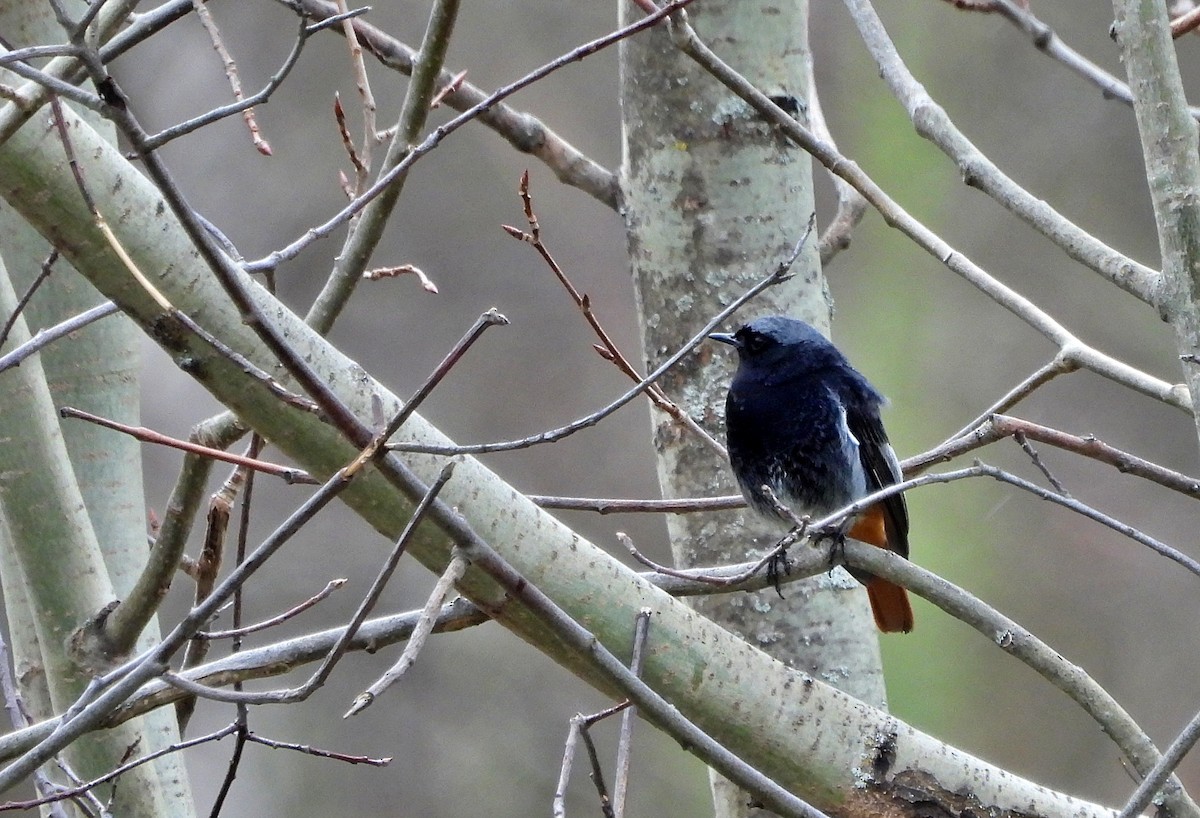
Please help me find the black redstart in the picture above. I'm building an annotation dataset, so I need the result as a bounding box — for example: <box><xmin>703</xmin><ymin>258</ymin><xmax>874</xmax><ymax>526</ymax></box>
<box><xmin>710</xmin><ymin>315</ymin><xmax>914</xmax><ymax>633</ymax></box>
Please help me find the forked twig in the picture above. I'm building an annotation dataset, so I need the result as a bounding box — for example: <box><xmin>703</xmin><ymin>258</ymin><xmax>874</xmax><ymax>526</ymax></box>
<box><xmin>345</xmin><ymin>549</ymin><xmax>468</xmax><ymax>717</ymax></box>
<box><xmin>503</xmin><ymin>170</ymin><xmax>726</xmax><ymax>455</ymax></box>
<box><xmin>389</xmin><ymin>224</ymin><xmax>809</xmax><ymax>455</ymax></box>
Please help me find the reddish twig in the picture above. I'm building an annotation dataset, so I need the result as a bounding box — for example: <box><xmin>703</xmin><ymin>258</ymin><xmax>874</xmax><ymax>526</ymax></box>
<box><xmin>1171</xmin><ymin>4</ymin><xmax>1200</xmax><ymax>37</ymax></box>
<box><xmin>244</xmin><ymin>733</ymin><xmax>390</xmax><ymax>766</ymax></box>
<box><xmin>333</xmin><ymin>93</ymin><xmax>368</xmax><ymax>197</ymax></box>
<box><xmin>429</xmin><ymin>69</ymin><xmax>467</xmax><ymax>108</ymax></box>
<box><xmin>57</xmin><ymin>406</ymin><xmax>317</xmax><ymax>484</ymax></box>
<box><xmin>190</xmin><ymin>0</ymin><xmax>271</xmax><ymax>154</ymax></box>
<box><xmin>503</xmin><ymin>171</ymin><xmax>726</xmax><ymax>455</ymax></box>
<box><xmin>0</xmin><ymin>724</ymin><xmax>240</xmax><ymax>812</ymax></box>
<box><xmin>334</xmin><ymin>0</ymin><xmax>376</xmax><ymax>185</ymax></box>
<box><xmin>910</xmin><ymin>414</ymin><xmax>1200</xmax><ymax>499</ymax></box>
<box><xmin>0</xmin><ymin>249</ymin><xmax>58</xmax><ymax>350</ymax></box>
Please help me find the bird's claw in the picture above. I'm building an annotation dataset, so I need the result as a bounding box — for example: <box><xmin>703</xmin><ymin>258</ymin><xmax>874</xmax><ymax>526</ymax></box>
<box><xmin>766</xmin><ymin>545</ymin><xmax>792</xmax><ymax>599</ymax></box>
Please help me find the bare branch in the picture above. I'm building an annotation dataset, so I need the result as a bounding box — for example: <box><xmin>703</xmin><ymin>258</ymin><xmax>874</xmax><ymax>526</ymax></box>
<box><xmin>845</xmin><ymin>0</ymin><xmax>1163</xmax><ymax>305</ymax></box>
<box><xmin>0</xmin><ymin>725</ymin><xmax>240</xmax><ymax>813</ymax></box>
<box><xmin>658</xmin><ymin>4</ymin><xmax>1189</xmax><ymax>412</ymax></box>
<box><xmin>611</xmin><ymin>609</ymin><xmax>651</xmax><ymax>818</ymax></box>
<box><xmin>0</xmin><ymin>249</ymin><xmax>58</xmax><ymax>350</ymax></box>
<box><xmin>532</xmin><ymin>494</ymin><xmax>743</xmax><ymax>514</ymax></box>
<box><xmin>303</xmin><ymin>0</ymin><xmax>462</xmax><ymax>334</ymax></box>
<box><xmin>189</xmin><ymin>0</ymin><xmax>272</xmax><ymax>154</ymax></box>
<box><xmin>332</xmin><ymin>0</ymin><xmax>376</xmax><ymax>186</ymax></box>
<box><xmin>345</xmin><ymin>550</ymin><xmax>468</xmax><ymax>717</ymax></box>
<box><xmin>139</xmin><ymin>11</ymin><xmax>362</xmax><ymax>152</ymax></box>
<box><xmin>388</xmin><ymin>237</ymin><xmax>802</xmax><ymax>455</ymax></box>
<box><xmin>249</xmin><ymin>0</ymin><xmax>698</xmax><ymax>274</ymax></box>
<box><xmin>505</xmin><ymin>170</ymin><xmax>727</xmax><ymax>456</ymax></box>
<box><xmin>57</xmin><ymin>407</ymin><xmax>316</xmax><ymax>484</ymax></box>
<box><xmin>200</xmin><ymin>579</ymin><xmax>347</xmax><ymax>640</ymax></box>
<box><xmin>243</xmin><ymin>733</ymin><xmax>390</xmax><ymax>767</ymax></box>
<box><xmin>1117</xmin><ymin>704</ymin><xmax>1200</xmax><ymax>818</ymax></box>
<box><xmin>294</xmin><ymin>0</ymin><xmax>620</xmax><ymax>209</ymax></box>
<box><xmin>0</xmin><ymin>302</ymin><xmax>119</xmax><ymax>374</ymax></box>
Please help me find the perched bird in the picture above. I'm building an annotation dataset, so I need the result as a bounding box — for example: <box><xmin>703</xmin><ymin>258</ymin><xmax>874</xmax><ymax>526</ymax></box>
<box><xmin>710</xmin><ymin>316</ymin><xmax>914</xmax><ymax>633</ymax></box>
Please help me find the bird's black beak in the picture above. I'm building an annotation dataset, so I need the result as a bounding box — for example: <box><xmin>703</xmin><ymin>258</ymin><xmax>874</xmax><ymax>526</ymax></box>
<box><xmin>708</xmin><ymin>332</ymin><xmax>738</xmax><ymax>348</ymax></box>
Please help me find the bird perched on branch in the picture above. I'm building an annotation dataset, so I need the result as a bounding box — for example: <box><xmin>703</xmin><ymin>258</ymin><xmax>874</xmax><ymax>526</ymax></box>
<box><xmin>710</xmin><ymin>315</ymin><xmax>914</xmax><ymax>633</ymax></box>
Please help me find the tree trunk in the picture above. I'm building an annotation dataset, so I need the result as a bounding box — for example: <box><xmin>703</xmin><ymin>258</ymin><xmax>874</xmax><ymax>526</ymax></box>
<box><xmin>619</xmin><ymin>2</ymin><xmax>888</xmax><ymax>815</ymax></box>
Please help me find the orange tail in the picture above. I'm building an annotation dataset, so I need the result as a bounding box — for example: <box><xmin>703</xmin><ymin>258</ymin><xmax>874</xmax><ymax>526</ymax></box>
<box><xmin>865</xmin><ymin>578</ymin><xmax>914</xmax><ymax>634</ymax></box>
<box><xmin>848</xmin><ymin>505</ymin><xmax>914</xmax><ymax>634</ymax></box>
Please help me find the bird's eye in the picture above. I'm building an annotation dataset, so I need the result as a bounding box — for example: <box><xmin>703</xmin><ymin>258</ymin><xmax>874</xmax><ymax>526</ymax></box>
<box><xmin>740</xmin><ymin>331</ymin><xmax>772</xmax><ymax>355</ymax></box>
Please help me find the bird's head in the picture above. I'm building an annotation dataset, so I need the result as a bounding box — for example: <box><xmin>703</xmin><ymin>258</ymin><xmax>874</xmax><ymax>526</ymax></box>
<box><xmin>709</xmin><ymin>316</ymin><xmax>839</xmax><ymax>376</ymax></box>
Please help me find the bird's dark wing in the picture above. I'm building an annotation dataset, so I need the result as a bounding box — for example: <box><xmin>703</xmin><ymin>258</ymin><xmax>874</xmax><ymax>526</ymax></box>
<box><xmin>845</xmin><ymin>404</ymin><xmax>909</xmax><ymax>559</ymax></box>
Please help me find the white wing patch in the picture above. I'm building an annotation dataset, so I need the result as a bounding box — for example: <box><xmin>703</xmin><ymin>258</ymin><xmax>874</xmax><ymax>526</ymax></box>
<box><xmin>831</xmin><ymin>388</ymin><xmax>869</xmax><ymax>499</ymax></box>
<box><xmin>837</xmin><ymin>399</ymin><xmax>859</xmax><ymax>448</ymax></box>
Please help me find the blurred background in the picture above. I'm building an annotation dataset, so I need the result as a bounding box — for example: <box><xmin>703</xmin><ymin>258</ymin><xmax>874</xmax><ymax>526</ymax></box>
<box><xmin>96</xmin><ymin>0</ymin><xmax>1200</xmax><ymax>814</ymax></box>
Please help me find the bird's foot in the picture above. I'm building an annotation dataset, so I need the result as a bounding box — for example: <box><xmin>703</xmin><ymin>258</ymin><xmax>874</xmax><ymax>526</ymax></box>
<box><xmin>766</xmin><ymin>544</ymin><xmax>792</xmax><ymax>599</ymax></box>
<box><xmin>811</xmin><ymin>528</ymin><xmax>848</xmax><ymax>574</ymax></box>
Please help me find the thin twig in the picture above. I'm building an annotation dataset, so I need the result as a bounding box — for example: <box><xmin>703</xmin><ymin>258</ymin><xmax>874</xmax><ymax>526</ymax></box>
<box><xmin>1116</xmin><ymin>704</ymin><xmax>1200</xmax><ymax>818</ymax></box>
<box><xmin>199</xmin><ymin>579</ymin><xmax>347</xmax><ymax>640</ymax></box>
<box><xmin>303</xmin><ymin>0</ymin><xmax>461</xmax><ymax>334</ymax></box>
<box><xmin>611</xmin><ymin>609</ymin><xmax>651</xmax><ymax>818</ymax></box>
<box><xmin>190</xmin><ymin>0</ymin><xmax>272</xmax><ymax>154</ymax></box>
<box><xmin>283</xmin><ymin>461</ymin><xmax>457</xmax><ymax>702</ymax></box>
<box><xmin>943</xmin><ymin>356</ymin><xmax>1078</xmax><ymax>441</ymax></box>
<box><xmin>359</xmin><ymin>308</ymin><xmax>507</xmax><ymax>468</ymax></box>
<box><xmin>248</xmin><ymin>0</ymin><xmax>697</xmax><ymax>274</ymax></box>
<box><xmin>345</xmin><ymin>549</ymin><xmax>468</xmax><ymax>717</ymax></box>
<box><xmin>388</xmin><ymin>238</ymin><xmax>801</xmax><ymax>455</ymax></box>
<box><xmin>532</xmin><ymin>494</ymin><xmax>744</xmax><ymax>513</ymax></box>
<box><xmin>0</xmin><ymin>725</ymin><xmax>239</xmax><ymax>812</ymax></box>
<box><xmin>174</xmin><ymin>471</ymin><xmax>237</xmax><ymax>731</ymax></box>
<box><xmin>244</xmin><ymin>733</ymin><xmax>390</xmax><ymax>766</ymax></box>
<box><xmin>294</xmin><ymin>0</ymin><xmax>620</xmax><ymax>209</ymax></box>
<box><xmin>333</xmin><ymin>0</ymin><xmax>375</xmax><ymax>185</ymax></box>
<box><xmin>140</xmin><ymin>11</ymin><xmax>364</xmax><ymax>151</ymax></box>
<box><xmin>553</xmin><ymin>716</ymin><xmax>583</xmax><ymax>818</ymax></box>
<box><xmin>206</xmin><ymin>720</ymin><xmax>246</xmax><ymax>818</ymax></box>
<box><xmin>429</xmin><ymin>69</ymin><xmax>467</xmax><ymax>108</ymax></box>
<box><xmin>909</xmin><ymin>414</ymin><xmax>1200</xmax><ymax>500</ymax></box>
<box><xmin>662</xmin><ymin>1</ymin><xmax>1186</xmax><ymax>411</ymax></box>
<box><xmin>0</xmin><ymin>302</ymin><xmax>119</xmax><ymax>374</ymax></box>
<box><xmin>361</xmin><ymin>264</ymin><xmax>439</xmax><ymax>293</ymax></box>
<box><xmin>1013</xmin><ymin>431</ymin><xmax>1069</xmax><ymax>495</ymax></box>
<box><xmin>0</xmin><ymin>249</ymin><xmax>58</xmax><ymax>350</ymax></box>
<box><xmin>332</xmin><ymin>93</ymin><xmax>367</xmax><ymax>197</ymax></box>
<box><xmin>149</xmin><ymin>464</ymin><xmax>456</xmax><ymax>711</ymax></box>
<box><xmin>57</xmin><ymin>407</ymin><xmax>316</xmax><ymax>484</ymax></box>
<box><xmin>577</xmin><ymin>720</ymin><xmax>614</xmax><ymax>818</ymax></box>
<box><xmin>505</xmin><ymin>170</ymin><xmax>727</xmax><ymax>456</ymax></box>
<box><xmin>553</xmin><ymin>701</ymin><xmax>632</xmax><ymax>818</ymax></box>
<box><xmin>805</xmin><ymin>60</ymin><xmax>865</xmax><ymax>266</ymax></box>
<box><xmin>981</xmin><ymin>0</ymin><xmax>1200</xmax><ymax>116</ymax></box>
